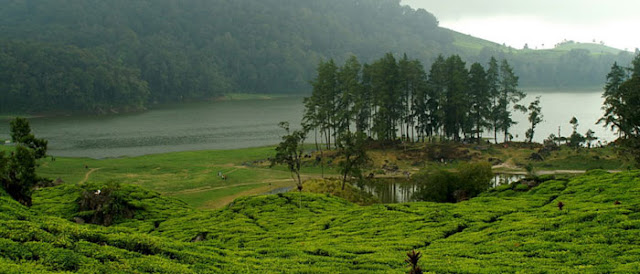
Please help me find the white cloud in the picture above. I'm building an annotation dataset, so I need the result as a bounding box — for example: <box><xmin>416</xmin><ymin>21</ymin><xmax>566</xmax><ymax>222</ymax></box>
<box><xmin>402</xmin><ymin>0</ymin><xmax>640</xmax><ymax>50</ymax></box>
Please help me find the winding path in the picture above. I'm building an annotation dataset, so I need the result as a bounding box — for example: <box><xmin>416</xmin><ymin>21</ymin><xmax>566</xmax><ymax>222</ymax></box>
<box><xmin>79</xmin><ymin>168</ymin><xmax>103</xmax><ymax>184</ymax></box>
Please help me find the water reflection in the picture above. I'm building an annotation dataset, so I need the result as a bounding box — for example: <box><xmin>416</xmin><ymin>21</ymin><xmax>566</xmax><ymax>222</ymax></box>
<box><xmin>361</xmin><ymin>178</ymin><xmax>419</xmax><ymax>204</ymax></box>
<box><xmin>264</xmin><ymin>187</ymin><xmax>293</xmax><ymax>195</ymax></box>
<box><xmin>361</xmin><ymin>174</ymin><xmax>525</xmax><ymax>204</ymax></box>
<box><xmin>491</xmin><ymin>174</ymin><xmax>526</xmax><ymax>188</ymax></box>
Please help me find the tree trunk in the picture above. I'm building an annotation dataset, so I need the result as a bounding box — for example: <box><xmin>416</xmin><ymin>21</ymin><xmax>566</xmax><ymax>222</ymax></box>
<box><xmin>320</xmin><ymin>147</ymin><xmax>324</xmax><ymax>178</ymax></box>
<box><xmin>314</xmin><ymin>128</ymin><xmax>319</xmax><ymax>151</ymax></box>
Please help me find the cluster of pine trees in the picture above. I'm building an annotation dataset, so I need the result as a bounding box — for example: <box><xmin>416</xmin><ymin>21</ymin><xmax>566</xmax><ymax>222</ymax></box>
<box><xmin>303</xmin><ymin>53</ymin><xmax>526</xmax><ymax>146</ymax></box>
<box><xmin>599</xmin><ymin>54</ymin><xmax>640</xmax><ymax>138</ymax></box>
<box><xmin>598</xmin><ymin>54</ymin><xmax>640</xmax><ymax>164</ymax></box>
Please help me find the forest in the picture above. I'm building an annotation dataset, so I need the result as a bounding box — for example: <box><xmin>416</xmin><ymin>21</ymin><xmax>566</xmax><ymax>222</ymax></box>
<box><xmin>303</xmin><ymin>53</ymin><xmax>527</xmax><ymax>146</ymax></box>
<box><xmin>0</xmin><ymin>0</ymin><xmax>635</xmax><ymax>114</ymax></box>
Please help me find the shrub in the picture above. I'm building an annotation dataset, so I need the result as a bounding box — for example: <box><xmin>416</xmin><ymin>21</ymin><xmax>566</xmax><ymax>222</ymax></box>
<box><xmin>412</xmin><ymin>162</ymin><xmax>493</xmax><ymax>203</ymax></box>
<box><xmin>303</xmin><ymin>179</ymin><xmax>378</xmax><ymax>205</ymax></box>
<box><xmin>76</xmin><ymin>181</ymin><xmax>140</xmax><ymax>226</ymax></box>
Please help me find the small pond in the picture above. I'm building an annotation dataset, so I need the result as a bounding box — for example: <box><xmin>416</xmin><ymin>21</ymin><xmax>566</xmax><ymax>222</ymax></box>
<box><xmin>361</xmin><ymin>174</ymin><xmax>525</xmax><ymax>204</ymax></box>
<box><xmin>263</xmin><ymin>174</ymin><xmax>525</xmax><ymax>204</ymax></box>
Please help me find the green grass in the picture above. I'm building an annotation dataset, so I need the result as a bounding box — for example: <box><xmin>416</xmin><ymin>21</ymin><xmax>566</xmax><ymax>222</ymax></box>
<box><xmin>35</xmin><ymin>146</ymin><xmax>300</xmax><ymax>208</ymax></box>
<box><xmin>169</xmin><ymin>183</ymin><xmax>265</xmax><ymax>208</ymax></box>
<box><xmin>34</xmin><ymin>142</ymin><xmax>628</xmax><ymax>209</ymax></box>
<box><xmin>449</xmin><ymin>30</ymin><xmax>505</xmax><ymax>55</ymax></box>
<box><xmin>4</xmin><ymin>169</ymin><xmax>640</xmax><ymax>272</ymax></box>
<box><xmin>551</xmin><ymin>42</ymin><xmax>625</xmax><ymax>55</ymax></box>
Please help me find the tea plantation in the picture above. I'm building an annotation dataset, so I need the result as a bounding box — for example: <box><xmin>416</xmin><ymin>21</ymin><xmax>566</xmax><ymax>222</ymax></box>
<box><xmin>1</xmin><ymin>170</ymin><xmax>639</xmax><ymax>273</ymax></box>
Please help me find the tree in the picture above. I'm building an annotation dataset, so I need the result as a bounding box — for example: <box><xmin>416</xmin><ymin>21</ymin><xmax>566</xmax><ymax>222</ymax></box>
<box><xmin>336</xmin><ymin>132</ymin><xmax>370</xmax><ymax>190</ymax></box>
<box><xmin>598</xmin><ymin>62</ymin><xmax>630</xmax><ymax>136</ymax></box>
<box><xmin>498</xmin><ymin>59</ymin><xmax>525</xmax><ymax>142</ymax></box>
<box><xmin>336</xmin><ymin>55</ymin><xmax>362</xmax><ymax>137</ymax></box>
<box><xmin>442</xmin><ymin>55</ymin><xmax>469</xmax><ymax>141</ymax></box>
<box><xmin>271</xmin><ymin>122</ymin><xmax>306</xmax><ymax>191</ymax></box>
<box><xmin>568</xmin><ymin>117</ymin><xmax>585</xmax><ymax>149</ymax></box>
<box><xmin>570</xmin><ymin>117</ymin><xmax>579</xmax><ymax>133</ymax></box>
<box><xmin>370</xmin><ymin>53</ymin><xmax>401</xmax><ymax>142</ymax></box>
<box><xmin>468</xmin><ymin>62</ymin><xmax>490</xmax><ymax>142</ymax></box>
<box><xmin>523</xmin><ymin>96</ymin><xmax>543</xmax><ymax>143</ymax></box>
<box><xmin>585</xmin><ymin>129</ymin><xmax>597</xmax><ymax>148</ymax></box>
<box><xmin>10</xmin><ymin>117</ymin><xmax>31</xmax><ymax>143</ymax></box>
<box><xmin>424</xmin><ymin>55</ymin><xmax>447</xmax><ymax>142</ymax></box>
<box><xmin>308</xmin><ymin>59</ymin><xmax>339</xmax><ymax>149</ymax></box>
<box><xmin>9</xmin><ymin>117</ymin><xmax>48</xmax><ymax>159</ymax></box>
<box><xmin>599</xmin><ymin>54</ymin><xmax>640</xmax><ymax>166</ymax></box>
<box><xmin>486</xmin><ymin>57</ymin><xmax>502</xmax><ymax>144</ymax></box>
<box><xmin>1</xmin><ymin>118</ymin><xmax>48</xmax><ymax>206</ymax></box>
<box><xmin>1</xmin><ymin>146</ymin><xmax>37</xmax><ymax>206</ymax></box>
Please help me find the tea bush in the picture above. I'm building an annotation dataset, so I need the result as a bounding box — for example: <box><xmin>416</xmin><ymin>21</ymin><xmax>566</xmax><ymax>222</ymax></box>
<box><xmin>1</xmin><ymin>170</ymin><xmax>639</xmax><ymax>272</ymax></box>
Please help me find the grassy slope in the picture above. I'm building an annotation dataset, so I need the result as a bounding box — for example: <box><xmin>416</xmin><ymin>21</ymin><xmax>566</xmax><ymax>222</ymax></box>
<box><xmin>3</xmin><ymin>170</ymin><xmax>640</xmax><ymax>272</ymax></box>
<box><xmin>32</xmin><ymin>143</ymin><xmax>627</xmax><ymax>210</ymax></box>
<box><xmin>449</xmin><ymin>29</ymin><xmax>627</xmax><ymax>57</ymax></box>
<box><xmin>35</xmin><ymin>146</ymin><xmax>299</xmax><ymax>209</ymax></box>
<box><xmin>551</xmin><ymin>42</ymin><xmax>625</xmax><ymax>55</ymax></box>
<box><xmin>448</xmin><ymin>30</ymin><xmax>504</xmax><ymax>55</ymax></box>
<box><xmin>34</xmin><ymin>145</ymin><xmax>345</xmax><ymax>209</ymax></box>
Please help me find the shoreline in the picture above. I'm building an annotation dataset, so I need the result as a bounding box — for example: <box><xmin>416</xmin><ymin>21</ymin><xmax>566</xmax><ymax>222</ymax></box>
<box><xmin>0</xmin><ymin>93</ymin><xmax>306</xmax><ymax>120</ymax></box>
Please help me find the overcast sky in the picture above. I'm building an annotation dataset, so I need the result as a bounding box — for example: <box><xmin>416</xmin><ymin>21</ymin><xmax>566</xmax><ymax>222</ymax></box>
<box><xmin>401</xmin><ymin>0</ymin><xmax>640</xmax><ymax>51</ymax></box>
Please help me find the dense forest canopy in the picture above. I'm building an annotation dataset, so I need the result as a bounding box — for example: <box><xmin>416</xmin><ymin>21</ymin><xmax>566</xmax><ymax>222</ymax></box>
<box><xmin>0</xmin><ymin>0</ymin><xmax>634</xmax><ymax>113</ymax></box>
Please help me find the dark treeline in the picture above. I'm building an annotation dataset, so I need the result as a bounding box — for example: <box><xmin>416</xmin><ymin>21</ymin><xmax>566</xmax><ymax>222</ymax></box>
<box><xmin>303</xmin><ymin>53</ymin><xmax>525</xmax><ymax>146</ymax></box>
<box><xmin>469</xmin><ymin>42</ymin><xmax>635</xmax><ymax>88</ymax></box>
<box><xmin>0</xmin><ymin>0</ymin><xmax>448</xmax><ymax>113</ymax></box>
<box><xmin>0</xmin><ymin>41</ymin><xmax>149</xmax><ymax>113</ymax></box>
<box><xmin>0</xmin><ymin>0</ymin><xmax>633</xmax><ymax>114</ymax></box>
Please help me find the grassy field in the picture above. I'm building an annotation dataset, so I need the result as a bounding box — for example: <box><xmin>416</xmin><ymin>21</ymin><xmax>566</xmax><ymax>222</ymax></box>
<box><xmin>26</xmin><ymin>141</ymin><xmax>628</xmax><ymax>210</ymax></box>
<box><xmin>34</xmin><ymin>146</ymin><xmax>307</xmax><ymax>209</ymax></box>
<box><xmin>3</xmin><ymin>168</ymin><xmax>640</xmax><ymax>272</ymax></box>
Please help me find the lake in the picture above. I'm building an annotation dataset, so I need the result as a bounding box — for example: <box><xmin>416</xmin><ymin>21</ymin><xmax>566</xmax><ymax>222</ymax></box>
<box><xmin>0</xmin><ymin>97</ymin><xmax>305</xmax><ymax>158</ymax></box>
<box><xmin>0</xmin><ymin>89</ymin><xmax>614</xmax><ymax>158</ymax></box>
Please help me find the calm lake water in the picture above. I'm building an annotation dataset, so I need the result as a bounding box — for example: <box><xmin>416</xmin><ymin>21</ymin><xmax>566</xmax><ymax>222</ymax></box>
<box><xmin>0</xmin><ymin>89</ymin><xmax>613</xmax><ymax>158</ymax></box>
<box><xmin>361</xmin><ymin>174</ymin><xmax>525</xmax><ymax>204</ymax></box>
<box><xmin>0</xmin><ymin>97</ymin><xmax>305</xmax><ymax>158</ymax></box>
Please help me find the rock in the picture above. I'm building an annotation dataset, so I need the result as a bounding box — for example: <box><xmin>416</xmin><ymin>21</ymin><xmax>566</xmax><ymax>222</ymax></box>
<box><xmin>528</xmin><ymin>153</ymin><xmax>544</xmax><ymax>161</ymax></box>
<box><xmin>488</xmin><ymin>157</ymin><xmax>503</xmax><ymax>165</ymax></box>
<box><xmin>191</xmin><ymin>232</ymin><xmax>208</xmax><ymax>242</ymax></box>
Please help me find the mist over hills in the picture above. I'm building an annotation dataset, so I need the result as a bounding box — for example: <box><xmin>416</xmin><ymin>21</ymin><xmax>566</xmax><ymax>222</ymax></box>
<box><xmin>0</xmin><ymin>0</ymin><xmax>634</xmax><ymax>113</ymax></box>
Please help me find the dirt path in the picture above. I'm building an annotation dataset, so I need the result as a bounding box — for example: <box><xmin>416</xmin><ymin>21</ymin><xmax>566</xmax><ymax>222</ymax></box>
<box><xmin>171</xmin><ymin>179</ymin><xmax>293</xmax><ymax>195</ymax></box>
<box><xmin>79</xmin><ymin>168</ymin><xmax>103</xmax><ymax>184</ymax></box>
<box><xmin>201</xmin><ymin>180</ymin><xmax>294</xmax><ymax>209</ymax></box>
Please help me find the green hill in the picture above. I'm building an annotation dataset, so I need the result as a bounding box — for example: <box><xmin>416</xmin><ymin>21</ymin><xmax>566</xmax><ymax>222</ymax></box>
<box><xmin>2</xmin><ymin>170</ymin><xmax>639</xmax><ymax>272</ymax></box>
<box><xmin>551</xmin><ymin>41</ymin><xmax>626</xmax><ymax>55</ymax></box>
<box><xmin>1</xmin><ymin>0</ymin><xmax>636</xmax><ymax>114</ymax></box>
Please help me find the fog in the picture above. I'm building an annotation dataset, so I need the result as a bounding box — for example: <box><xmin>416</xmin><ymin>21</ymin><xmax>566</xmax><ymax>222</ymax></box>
<box><xmin>402</xmin><ymin>0</ymin><xmax>640</xmax><ymax>50</ymax></box>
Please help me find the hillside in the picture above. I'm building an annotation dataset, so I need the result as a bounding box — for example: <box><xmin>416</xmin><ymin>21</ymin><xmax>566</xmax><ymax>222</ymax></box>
<box><xmin>551</xmin><ymin>41</ymin><xmax>626</xmax><ymax>55</ymax></box>
<box><xmin>448</xmin><ymin>32</ymin><xmax>635</xmax><ymax>88</ymax></box>
<box><xmin>1</xmin><ymin>170</ymin><xmax>639</xmax><ymax>272</ymax></box>
<box><xmin>0</xmin><ymin>0</ymin><xmax>635</xmax><ymax>114</ymax></box>
<box><xmin>0</xmin><ymin>0</ymin><xmax>449</xmax><ymax>114</ymax></box>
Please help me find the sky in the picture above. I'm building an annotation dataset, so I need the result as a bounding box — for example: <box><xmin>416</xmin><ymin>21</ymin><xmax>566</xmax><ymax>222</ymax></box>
<box><xmin>401</xmin><ymin>0</ymin><xmax>640</xmax><ymax>51</ymax></box>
